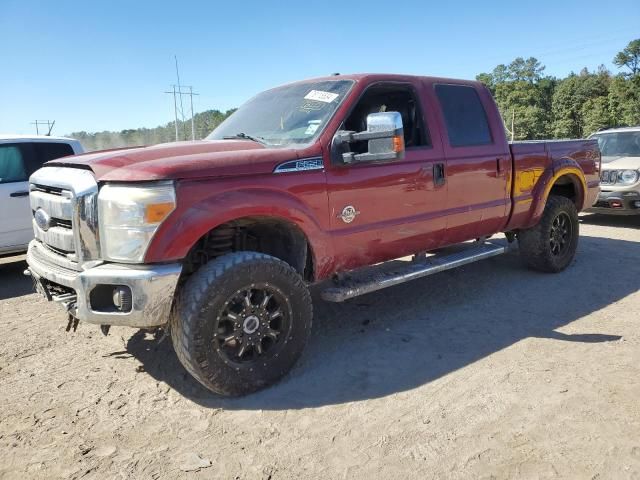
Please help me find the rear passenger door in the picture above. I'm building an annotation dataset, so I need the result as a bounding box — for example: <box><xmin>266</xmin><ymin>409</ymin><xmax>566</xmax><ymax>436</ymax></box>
<box><xmin>432</xmin><ymin>83</ymin><xmax>511</xmax><ymax>243</ymax></box>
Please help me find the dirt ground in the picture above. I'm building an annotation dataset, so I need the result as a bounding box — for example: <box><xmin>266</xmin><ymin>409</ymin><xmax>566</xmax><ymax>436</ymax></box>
<box><xmin>1</xmin><ymin>214</ymin><xmax>639</xmax><ymax>479</ymax></box>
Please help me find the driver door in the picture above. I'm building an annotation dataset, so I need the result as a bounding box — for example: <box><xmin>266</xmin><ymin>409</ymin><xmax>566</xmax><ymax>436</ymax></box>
<box><xmin>324</xmin><ymin>81</ymin><xmax>448</xmax><ymax>272</ymax></box>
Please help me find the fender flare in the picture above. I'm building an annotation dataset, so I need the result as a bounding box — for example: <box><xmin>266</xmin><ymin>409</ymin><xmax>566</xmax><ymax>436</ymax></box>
<box><xmin>527</xmin><ymin>162</ymin><xmax>587</xmax><ymax>229</ymax></box>
<box><xmin>144</xmin><ymin>187</ymin><xmax>332</xmax><ymax>277</ymax></box>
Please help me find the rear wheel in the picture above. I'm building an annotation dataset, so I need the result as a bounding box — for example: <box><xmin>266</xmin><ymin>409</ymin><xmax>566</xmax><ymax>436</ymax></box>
<box><xmin>171</xmin><ymin>252</ymin><xmax>312</xmax><ymax>396</ymax></box>
<box><xmin>517</xmin><ymin>195</ymin><xmax>579</xmax><ymax>273</ymax></box>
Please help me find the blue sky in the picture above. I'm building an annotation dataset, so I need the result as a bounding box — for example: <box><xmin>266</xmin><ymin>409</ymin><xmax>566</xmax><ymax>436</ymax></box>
<box><xmin>1</xmin><ymin>0</ymin><xmax>638</xmax><ymax>135</ymax></box>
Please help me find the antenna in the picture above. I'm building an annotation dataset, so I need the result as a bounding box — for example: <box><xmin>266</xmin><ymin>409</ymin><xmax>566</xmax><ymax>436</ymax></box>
<box><xmin>164</xmin><ymin>56</ymin><xmax>199</xmax><ymax>142</ymax></box>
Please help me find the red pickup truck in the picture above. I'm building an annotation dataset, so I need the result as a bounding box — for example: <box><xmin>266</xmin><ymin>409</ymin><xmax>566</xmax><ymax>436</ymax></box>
<box><xmin>26</xmin><ymin>74</ymin><xmax>600</xmax><ymax>396</ymax></box>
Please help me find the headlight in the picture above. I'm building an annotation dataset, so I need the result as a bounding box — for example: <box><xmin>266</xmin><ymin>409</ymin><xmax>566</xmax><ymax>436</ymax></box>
<box><xmin>618</xmin><ymin>170</ymin><xmax>639</xmax><ymax>185</ymax></box>
<box><xmin>98</xmin><ymin>182</ymin><xmax>176</xmax><ymax>263</ymax></box>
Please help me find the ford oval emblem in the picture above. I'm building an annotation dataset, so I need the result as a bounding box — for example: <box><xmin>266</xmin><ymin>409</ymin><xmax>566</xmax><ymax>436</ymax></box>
<box><xmin>34</xmin><ymin>208</ymin><xmax>52</xmax><ymax>232</ymax></box>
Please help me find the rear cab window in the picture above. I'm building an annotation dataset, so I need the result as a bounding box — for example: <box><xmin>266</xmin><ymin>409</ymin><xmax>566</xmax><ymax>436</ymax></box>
<box><xmin>434</xmin><ymin>84</ymin><xmax>493</xmax><ymax>147</ymax></box>
<box><xmin>34</xmin><ymin>142</ymin><xmax>74</xmax><ymax>163</ymax></box>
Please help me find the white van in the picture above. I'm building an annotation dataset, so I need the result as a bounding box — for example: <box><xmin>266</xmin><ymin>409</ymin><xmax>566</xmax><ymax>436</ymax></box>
<box><xmin>0</xmin><ymin>135</ymin><xmax>84</xmax><ymax>255</ymax></box>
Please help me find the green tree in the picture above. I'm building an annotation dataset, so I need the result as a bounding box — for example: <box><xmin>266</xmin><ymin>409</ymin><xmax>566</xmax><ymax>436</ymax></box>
<box><xmin>613</xmin><ymin>39</ymin><xmax>640</xmax><ymax>77</ymax></box>
<box><xmin>609</xmin><ymin>75</ymin><xmax>640</xmax><ymax>126</ymax></box>
<box><xmin>477</xmin><ymin>57</ymin><xmax>553</xmax><ymax>139</ymax></box>
<box><xmin>551</xmin><ymin>67</ymin><xmax>611</xmax><ymax>138</ymax></box>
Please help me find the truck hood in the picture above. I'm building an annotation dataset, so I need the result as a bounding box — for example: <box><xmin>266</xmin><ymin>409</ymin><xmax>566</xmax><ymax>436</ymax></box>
<box><xmin>601</xmin><ymin>155</ymin><xmax>640</xmax><ymax>169</ymax></box>
<box><xmin>47</xmin><ymin>140</ymin><xmax>300</xmax><ymax>182</ymax></box>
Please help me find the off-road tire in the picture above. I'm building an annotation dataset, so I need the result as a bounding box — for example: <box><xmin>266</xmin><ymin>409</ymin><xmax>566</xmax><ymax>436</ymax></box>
<box><xmin>170</xmin><ymin>252</ymin><xmax>312</xmax><ymax>396</ymax></box>
<box><xmin>517</xmin><ymin>195</ymin><xmax>579</xmax><ymax>273</ymax></box>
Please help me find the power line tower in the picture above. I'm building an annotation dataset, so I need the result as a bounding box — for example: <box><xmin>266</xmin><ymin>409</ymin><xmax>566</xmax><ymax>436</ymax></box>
<box><xmin>164</xmin><ymin>56</ymin><xmax>199</xmax><ymax>142</ymax></box>
<box><xmin>31</xmin><ymin>120</ymin><xmax>55</xmax><ymax>136</ymax></box>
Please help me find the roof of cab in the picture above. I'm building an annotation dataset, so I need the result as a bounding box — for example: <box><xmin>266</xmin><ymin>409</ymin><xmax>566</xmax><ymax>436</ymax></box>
<box><xmin>592</xmin><ymin>126</ymin><xmax>640</xmax><ymax>134</ymax></box>
<box><xmin>0</xmin><ymin>134</ymin><xmax>79</xmax><ymax>142</ymax></box>
<box><xmin>270</xmin><ymin>73</ymin><xmax>483</xmax><ymax>90</ymax></box>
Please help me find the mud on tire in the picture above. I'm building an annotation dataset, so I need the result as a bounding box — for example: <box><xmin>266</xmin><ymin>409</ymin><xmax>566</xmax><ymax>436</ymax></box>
<box><xmin>170</xmin><ymin>252</ymin><xmax>313</xmax><ymax>396</ymax></box>
<box><xmin>517</xmin><ymin>195</ymin><xmax>579</xmax><ymax>273</ymax></box>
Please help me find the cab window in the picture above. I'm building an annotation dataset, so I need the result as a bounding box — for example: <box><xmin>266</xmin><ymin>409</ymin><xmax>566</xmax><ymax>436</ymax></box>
<box><xmin>342</xmin><ymin>84</ymin><xmax>430</xmax><ymax>157</ymax></box>
<box><xmin>0</xmin><ymin>145</ymin><xmax>27</xmax><ymax>184</ymax></box>
<box><xmin>35</xmin><ymin>142</ymin><xmax>74</xmax><ymax>163</ymax></box>
<box><xmin>435</xmin><ymin>84</ymin><xmax>492</xmax><ymax>147</ymax></box>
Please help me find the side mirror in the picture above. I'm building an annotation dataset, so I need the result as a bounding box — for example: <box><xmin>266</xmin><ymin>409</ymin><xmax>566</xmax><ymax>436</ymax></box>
<box><xmin>334</xmin><ymin>112</ymin><xmax>405</xmax><ymax>163</ymax></box>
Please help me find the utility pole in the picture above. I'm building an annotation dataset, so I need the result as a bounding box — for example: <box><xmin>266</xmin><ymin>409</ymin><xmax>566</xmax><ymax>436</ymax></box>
<box><xmin>164</xmin><ymin>56</ymin><xmax>199</xmax><ymax>142</ymax></box>
<box><xmin>172</xmin><ymin>85</ymin><xmax>179</xmax><ymax>141</ymax></box>
<box><xmin>503</xmin><ymin>110</ymin><xmax>515</xmax><ymax>142</ymax></box>
<box><xmin>189</xmin><ymin>86</ymin><xmax>195</xmax><ymax>141</ymax></box>
<box><xmin>31</xmin><ymin>120</ymin><xmax>55</xmax><ymax>136</ymax></box>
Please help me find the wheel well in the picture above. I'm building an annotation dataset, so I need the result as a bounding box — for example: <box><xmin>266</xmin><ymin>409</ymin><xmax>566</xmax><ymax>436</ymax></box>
<box><xmin>181</xmin><ymin>217</ymin><xmax>314</xmax><ymax>282</ymax></box>
<box><xmin>549</xmin><ymin>174</ymin><xmax>583</xmax><ymax>209</ymax></box>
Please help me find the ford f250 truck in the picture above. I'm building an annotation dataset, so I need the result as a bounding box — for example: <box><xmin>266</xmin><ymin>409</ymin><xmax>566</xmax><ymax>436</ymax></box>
<box><xmin>25</xmin><ymin>74</ymin><xmax>600</xmax><ymax>396</ymax></box>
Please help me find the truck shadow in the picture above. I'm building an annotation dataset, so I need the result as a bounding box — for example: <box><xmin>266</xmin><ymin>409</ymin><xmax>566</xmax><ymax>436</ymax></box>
<box><xmin>580</xmin><ymin>213</ymin><xmax>640</xmax><ymax>229</ymax></box>
<box><xmin>125</xmin><ymin>234</ymin><xmax>638</xmax><ymax>410</ymax></box>
<box><xmin>0</xmin><ymin>255</ymin><xmax>32</xmax><ymax>301</ymax></box>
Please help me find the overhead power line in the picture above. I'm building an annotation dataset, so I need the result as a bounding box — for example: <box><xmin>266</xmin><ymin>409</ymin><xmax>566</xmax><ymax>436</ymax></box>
<box><xmin>31</xmin><ymin>120</ymin><xmax>55</xmax><ymax>136</ymax></box>
<box><xmin>164</xmin><ymin>56</ymin><xmax>199</xmax><ymax>142</ymax></box>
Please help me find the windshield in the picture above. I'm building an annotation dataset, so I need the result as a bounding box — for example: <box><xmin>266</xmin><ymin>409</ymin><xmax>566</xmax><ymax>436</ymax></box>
<box><xmin>207</xmin><ymin>80</ymin><xmax>354</xmax><ymax>146</ymax></box>
<box><xmin>591</xmin><ymin>131</ymin><xmax>640</xmax><ymax>158</ymax></box>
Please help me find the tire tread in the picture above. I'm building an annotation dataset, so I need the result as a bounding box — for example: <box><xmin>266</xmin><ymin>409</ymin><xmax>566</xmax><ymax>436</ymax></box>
<box><xmin>170</xmin><ymin>252</ymin><xmax>312</xmax><ymax>396</ymax></box>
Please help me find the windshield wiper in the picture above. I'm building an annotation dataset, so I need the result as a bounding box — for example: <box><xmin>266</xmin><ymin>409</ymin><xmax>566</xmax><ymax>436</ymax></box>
<box><xmin>222</xmin><ymin>132</ymin><xmax>268</xmax><ymax>145</ymax></box>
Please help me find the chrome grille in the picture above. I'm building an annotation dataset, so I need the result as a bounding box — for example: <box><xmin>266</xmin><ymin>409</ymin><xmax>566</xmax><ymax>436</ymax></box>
<box><xmin>30</xmin><ymin>188</ymin><xmax>73</xmax><ymax>219</ymax></box>
<box><xmin>30</xmin><ymin>188</ymin><xmax>75</xmax><ymax>253</ymax></box>
<box><xmin>29</xmin><ymin>167</ymin><xmax>101</xmax><ymax>269</ymax></box>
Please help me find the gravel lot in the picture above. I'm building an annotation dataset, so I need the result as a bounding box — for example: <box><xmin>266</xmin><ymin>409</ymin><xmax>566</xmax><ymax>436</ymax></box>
<box><xmin>1</xmin><ymin>214</ymin><xmax>639</xmax><ymax>479</ymax></box>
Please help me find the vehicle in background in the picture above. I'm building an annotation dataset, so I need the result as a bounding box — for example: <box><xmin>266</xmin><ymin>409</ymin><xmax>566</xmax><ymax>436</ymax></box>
<box><xmin>586</xmin><ymin>126</ymin><xmax>640</xmax><ymax>215</ymax></box>
<box><xmin>0</xmin><ymin>135</ymin><xmax>84</xmax><ymax>255</ymax></box>
<box><xmin>25</xmin><ymin>74</ymin><xmax>600</xmax><ymax>396</ymax></box>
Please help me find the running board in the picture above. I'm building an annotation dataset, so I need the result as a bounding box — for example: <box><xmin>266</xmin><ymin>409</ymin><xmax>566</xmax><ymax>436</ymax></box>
<box><xmin>321</xmin><ymin>242</ymin><xmax>507</xmax><ymax>302</ymax></box>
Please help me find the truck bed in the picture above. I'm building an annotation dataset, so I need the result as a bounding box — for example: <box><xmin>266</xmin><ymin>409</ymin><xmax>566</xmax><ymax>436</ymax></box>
<box><xmin>507</xmin><ymin>139</ymin><xmax>600</xmax><ymax>230</ymax></box>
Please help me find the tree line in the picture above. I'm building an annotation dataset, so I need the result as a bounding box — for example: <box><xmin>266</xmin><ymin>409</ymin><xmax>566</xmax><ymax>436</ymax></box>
<box><xmin>476</xmin><ymin>39</ymin><xmax>640</xmax><ymax>140</ymax></box>
<box><xmin>69</xmin><ymin>108</ymin><xmax>236</xmax><ymax>151</ymax></box>
<box><xmin>70</xmin><ymin>39</ymin><xmax>639</xmax><ymax>150</ymax></box>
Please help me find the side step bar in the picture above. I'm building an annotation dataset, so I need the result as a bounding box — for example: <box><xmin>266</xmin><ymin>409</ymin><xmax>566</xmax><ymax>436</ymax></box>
<box><xmin>321</xmin><ymin>241</ymin><xmax>507</xmax><ymax>302</ymax></box>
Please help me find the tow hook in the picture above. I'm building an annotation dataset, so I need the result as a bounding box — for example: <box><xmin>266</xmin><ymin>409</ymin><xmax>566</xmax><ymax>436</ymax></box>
<box><xmin>65</xmin><ymin>314</ymin><xmax>79</xmax><ymax>333</ymax></box>
<box><xmin>53</xmin><ymin>293</ymin><xmax>79</xmax><ymax>332</ymax></box>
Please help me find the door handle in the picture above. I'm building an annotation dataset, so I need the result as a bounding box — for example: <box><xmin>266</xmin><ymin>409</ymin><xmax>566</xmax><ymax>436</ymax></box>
<box><xmin>10</xmin><ymin>191</ymin><xmax>29</xmax><ymax>198</ymax></box>
<box><xmin>433</xmin><ymin>163</ymin><xmax>446</xmax><ymax>187</ymax></box>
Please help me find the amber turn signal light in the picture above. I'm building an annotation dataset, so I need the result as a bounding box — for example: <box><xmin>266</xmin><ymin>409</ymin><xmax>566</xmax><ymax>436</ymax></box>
<box><xmin>393</xmin><ymin>135</ymin><xmax>404</xmax><ymax>152</ymax></box>
<box><xmin>144</xmin><ymin>202</ymin><xmax>175</xmax><ymax>223</ymax></box>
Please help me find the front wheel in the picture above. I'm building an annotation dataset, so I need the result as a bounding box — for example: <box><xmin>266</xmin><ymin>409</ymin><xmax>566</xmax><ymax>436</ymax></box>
<box><xmin>517</xmin><ymin>195</ymin><xmax>579</xmax><ymax>273</ymax></box>
<box><xmin>170</xmin><ymin>252</ymin><xmax>313</xmax><ymax>396</ymax></box>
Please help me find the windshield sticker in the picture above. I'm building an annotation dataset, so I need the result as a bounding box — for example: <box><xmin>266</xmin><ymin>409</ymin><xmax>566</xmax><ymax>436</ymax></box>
<box><xmin>299</xmin><ymin>101</ymin><xmax>325</xmax><ymax>112</ymax></box>
<box><xmin>304</xmin><ymin>120</ymin><xmax>321</xmax><ymax>135</ymax></box>
<box><xmin>304</xmin><ymin>90</ymin><xmax>339</xmax><ymax>103</ymax></box>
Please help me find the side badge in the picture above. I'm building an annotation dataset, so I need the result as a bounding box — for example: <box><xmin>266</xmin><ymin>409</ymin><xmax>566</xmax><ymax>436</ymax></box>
<box><xmin>338</xmin><ymin>205</ymin><xmax>360</xmax><ymax>224</ymax></box>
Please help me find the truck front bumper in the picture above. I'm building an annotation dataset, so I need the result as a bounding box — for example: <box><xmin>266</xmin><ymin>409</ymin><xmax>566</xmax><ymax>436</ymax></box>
<box><xmin>25</xmin><ymin>240</ymin><xmax>182</xmax><ymax>328</ymax></box>
<box><xmin>585</xmin><ymin>190</ymin><xmax>640</xmax><ymax>216</ymax></box>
